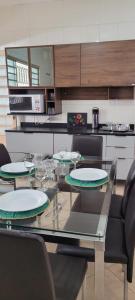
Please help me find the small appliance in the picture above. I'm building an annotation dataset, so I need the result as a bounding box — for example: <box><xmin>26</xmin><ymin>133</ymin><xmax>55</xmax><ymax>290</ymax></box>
<box><xmin>92</xmin><ymin>107</ymin><xmax>99</xmax><ymax>129</ymax></box>
<box><xmin>9</xmin><ymin>94</ymin><xmax>44</xmax><ymax>113</ymax></box>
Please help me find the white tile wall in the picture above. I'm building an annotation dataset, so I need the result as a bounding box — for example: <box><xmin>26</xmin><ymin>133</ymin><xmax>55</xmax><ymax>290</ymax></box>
<box><xmin>62</xmin><ymin>100</ymin><xmax>135</xmax><ymax>124</ymax></box>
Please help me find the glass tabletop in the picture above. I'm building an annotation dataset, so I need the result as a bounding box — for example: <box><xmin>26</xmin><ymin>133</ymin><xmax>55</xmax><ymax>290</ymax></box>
<box><xmin>0</xmin><ymin>159</ymin><xmax>116</xmax><ymax>242</ymax></box>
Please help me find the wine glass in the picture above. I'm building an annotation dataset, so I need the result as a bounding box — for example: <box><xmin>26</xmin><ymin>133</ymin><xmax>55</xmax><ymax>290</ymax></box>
<box><xmin>32</xmin><ymin>153</ymin><xmax>44</xmax><ymax>168</ymax></box>
<box><xmin>24</xmin><ymin>153</ymin><xmax>34</xmax><ymax>171</ymax></box>
<box><xmin>71</xmin><ymin>152</ymin><xmax>81</xmax><ymax>169</ymax></box>
<box><xmin>35</xmin><ymin>162</ymin><xmax>46</xmax><ymax>191</ymax></box>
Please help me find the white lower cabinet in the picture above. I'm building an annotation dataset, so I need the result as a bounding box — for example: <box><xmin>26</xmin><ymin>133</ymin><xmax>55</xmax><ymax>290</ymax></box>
<box><xmin>6</xmin><ymin>132</ymin><xmax>53</xmax><ymax>161</ymax></box>
<box><xmin>53</xmin><ymin>134</ymin><xmax>73</xmax><ymax>153</ymax></box>
<box><xmin>106</xmin><ymin>135</ymin><xmax>135</xmax><ymax>180</ymax></box>
<box><xmin>6</xmin><ymin>131</ymin><xmax>135</xmax><ymax>180</ymax></box>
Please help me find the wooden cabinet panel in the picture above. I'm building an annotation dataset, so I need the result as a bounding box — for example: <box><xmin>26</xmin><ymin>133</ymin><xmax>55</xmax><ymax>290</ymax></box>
<box><xmin>54</xmin><ymin>44</ymin><xmax>80</xmax><ymax>87</ymax></box>
<box><xmin>81</xmin><ymin>40</ymin><xmax>135</xmax><ymax>86</ymax></box>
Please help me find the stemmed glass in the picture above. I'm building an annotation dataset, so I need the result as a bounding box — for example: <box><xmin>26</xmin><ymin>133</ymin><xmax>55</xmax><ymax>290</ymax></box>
<box><xmin>71</xmin><ymin>152</ymin><xmax>81</xmax><ymax>169</ymax></box>
<box><xmin>24</xmin><ymin>153</ymin><xmax>34</xmax><ymax>188</ymax></box>
<box><xmin>24</xmin><ymin>153</ymin><xmax>34</xmax><ymax>173</ymax></box>
<box><xmin>32</xmin><ymin>153</ymin><xmax>44</xmax><ymax>168</ymax></box>
<box><xmin>35</xmin><ymin>161</ymin><xmax>47</xmax><ymax>191</ymax></box>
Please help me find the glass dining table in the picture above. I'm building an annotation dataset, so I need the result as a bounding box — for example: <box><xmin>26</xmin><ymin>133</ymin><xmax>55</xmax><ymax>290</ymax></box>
<box><xmin>0</xmin><ymin>158</ymin><xmax>116</xmax><ymax>300</ymax></box>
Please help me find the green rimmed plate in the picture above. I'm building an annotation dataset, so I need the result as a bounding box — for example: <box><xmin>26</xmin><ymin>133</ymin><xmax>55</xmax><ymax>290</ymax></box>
<box><xmin>65</xmin><ymin>175</ymin><xmax>109</xmax><ymax>189</ymax></box>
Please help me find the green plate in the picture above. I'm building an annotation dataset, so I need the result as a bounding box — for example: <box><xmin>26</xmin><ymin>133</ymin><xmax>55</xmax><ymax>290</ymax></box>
<box><xmin>0</xmin><ymin>169</ymin><xmax>35</xmax><ymax>179</ymax></box>
<box><xmin>65</xmin><ymin>175</ymin><xmax>108</xmax><ymax>189</ymax></box>
<box><xmin>0</xmin><ymin>200</ymin><xmax>49</xmax><ymax>220</ymax></box>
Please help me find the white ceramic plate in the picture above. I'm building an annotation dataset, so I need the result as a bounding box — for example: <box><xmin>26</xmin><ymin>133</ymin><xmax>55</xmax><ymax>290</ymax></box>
<box><xmin>1</xmin><ymin>162</ymin><xmax>34</xmax><ymax>174</ymax></box>
<box><xmin>70</xmin><ymin>168</ymin><xmax>108</xmax><ymax>181</ymax></box>
<box><xmin>0</xmin><ymin>189</ymin><xmax>48</xmax><ymax>212</ymax></box>
<box><xmin>53</xmin><ymin>151</ymin><xmax>81</xmax><ymax>161</ymax></box>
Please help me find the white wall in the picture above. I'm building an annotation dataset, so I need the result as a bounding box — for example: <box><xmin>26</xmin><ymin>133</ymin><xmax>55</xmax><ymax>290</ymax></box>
<box><xmin>1</xmin><ymin>0</ymin><xmax>135</xmax><ymax>124</ymax></box>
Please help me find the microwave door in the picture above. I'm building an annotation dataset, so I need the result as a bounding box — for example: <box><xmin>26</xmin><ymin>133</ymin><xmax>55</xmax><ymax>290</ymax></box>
<box><xmin>9</xmin><ymin>96</ymin><xmax>32</xmax><ymax>111</ymax></box>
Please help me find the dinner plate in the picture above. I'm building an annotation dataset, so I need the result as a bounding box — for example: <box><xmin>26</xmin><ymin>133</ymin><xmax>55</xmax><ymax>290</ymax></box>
<box><xmin>1</xmin><ymin>162</ymin><xmax>34</xmax><ymax>174</ymax></box>
<box><xmin>70</xmin><ymin>168</ymin><xmax>108</xmax><ymax>181</ymax></box>
<box><xmin>53</xmin><ymin>151</ymin><xmax>81</xmax><ymax>161</ymax></box>
<box><xmin>0</xmin><ymin>189</ymin><xmax>48</xmax><ymax>212</ymax></box>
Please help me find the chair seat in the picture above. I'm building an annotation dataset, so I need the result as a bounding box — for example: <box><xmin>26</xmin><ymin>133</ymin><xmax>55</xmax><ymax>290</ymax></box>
<box><xmin>49</xmin><ymin>253</ymin><xmax>87</xmax><ymax>300</ymax></box>
<box><xmin>109</xmin><ymin>194</ymin><xmax>123</xmax><ymax>219</ymax></box>
<box><xmin>57</xmin><ymin>218</ymin><xmax>127</xmax><ymax>265</ymax></box>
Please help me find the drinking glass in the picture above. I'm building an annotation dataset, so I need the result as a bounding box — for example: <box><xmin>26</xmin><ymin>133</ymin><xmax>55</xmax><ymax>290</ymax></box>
<box><xmin>32</xmin><ymin>153</ymin><xmax>44</xmax><ymax>168</ymax></box>
<box><xmin>24</xmin><ymin>153</ymin><xmax>34</xmax><ymax>173</ymax></box>
<box><xmin>71</xmin><ymin>152</ymin><xmax>81</xmax><ymax>169</ymax></box>
<box><xmin>35</xmin><ymin>162</ymin><xmax>46</xmax><ymax>191</ymax></box>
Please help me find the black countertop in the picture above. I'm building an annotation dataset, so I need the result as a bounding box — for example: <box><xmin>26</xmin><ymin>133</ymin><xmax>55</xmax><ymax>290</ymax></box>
<box><xmin>5</xmin><ymin>123</ymin><xmax>135</xmax><ymax>136</ymax></box>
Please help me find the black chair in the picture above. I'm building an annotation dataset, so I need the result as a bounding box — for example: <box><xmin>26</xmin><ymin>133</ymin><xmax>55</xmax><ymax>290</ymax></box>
<box><xmin>58</xmin><ymin>175</ymin><xmax>135</xmax><ymax>300</ymax></box>
<box><xmin>58</xmin><ymin>135</ymin><xmax>103</xmax><ymax>197</ymax></box>
<box><xmin>0</xmin><ymin>143</ymin><xmax>15</xmax><ymax>192</ymax></box>
<box><xmin>0</xmin><ymin>143</ymin><xmax>11</xmax><ymax>167</ymax></box>
<box><xmin>70</xmin><ymin>159</ymin><xmax>135</xmax><ymax>220</ymax></box>
<box><xmin>71</xmin><ymin>135</ymin><xmax>103</xmax><ymax>158</ymax></box>
<box><xmin>72</xmin><ymin>135</ymin><xmax>103</xmax><ymax>159</ymax></box>
<box><xmin>0</xmin><ymin>229</ymin><xmax>87</xmax><ymax>300</ymax></box>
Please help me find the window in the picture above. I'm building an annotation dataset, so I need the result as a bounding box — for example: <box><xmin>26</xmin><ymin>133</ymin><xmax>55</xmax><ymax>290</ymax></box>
<box><xmin>31</xmin><ymin>66</ymin><xmax>39</xmax><ymax>86</ymax></box>
<box><xmin>7</xmin><ymin>57</ymin><xmax>39</xmax><ymax>86</ymax></box>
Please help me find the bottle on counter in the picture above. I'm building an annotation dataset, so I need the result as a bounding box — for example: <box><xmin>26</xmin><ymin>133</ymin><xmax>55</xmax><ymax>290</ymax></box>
<box><xmin>92</xmin><ymin>107</ymin><xmax>99</xmax><ymax>129</ymax></box>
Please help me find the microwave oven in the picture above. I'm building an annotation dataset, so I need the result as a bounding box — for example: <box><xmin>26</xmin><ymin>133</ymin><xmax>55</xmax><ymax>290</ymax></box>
<box><xmin>9</xmin><ymin>94</ymin><xmax>45</xmax><ymax>113</ymax></box>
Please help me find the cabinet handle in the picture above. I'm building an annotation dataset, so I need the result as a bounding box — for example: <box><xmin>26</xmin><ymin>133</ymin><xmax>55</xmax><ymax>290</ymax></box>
<box><xmin>114</xmin><ymin>146</ymin><xmax>126</xmax><ymax>149</ymax></box>
<box><xmin>118</xmin><ymin>157</ymin><xmax>126</xmax><ymax>160</ymax></box>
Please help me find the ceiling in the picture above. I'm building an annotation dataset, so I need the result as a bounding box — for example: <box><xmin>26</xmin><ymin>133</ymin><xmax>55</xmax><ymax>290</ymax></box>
<box><xmin>0</xmin><ymin>0</ymin><xmax>60</xmax><ymax>6</ymax></box>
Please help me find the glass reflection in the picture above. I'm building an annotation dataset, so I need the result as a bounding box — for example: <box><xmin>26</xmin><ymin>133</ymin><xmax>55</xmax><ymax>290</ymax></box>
<box><xmin>30</xmin><ymin>47</ymin><xmax>54</xmax><ymax>86</ymax></box>
<box><xmin>6</xmin><ymin>48</ymin><xmax>29</xmax><ymax>87</ymax></box>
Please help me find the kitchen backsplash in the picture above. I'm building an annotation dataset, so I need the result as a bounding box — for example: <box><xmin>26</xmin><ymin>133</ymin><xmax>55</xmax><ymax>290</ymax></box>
<box><xmin>19</xmin><ymin>98</ymin><xmax>135</xmax><ymax>125</ymax></box>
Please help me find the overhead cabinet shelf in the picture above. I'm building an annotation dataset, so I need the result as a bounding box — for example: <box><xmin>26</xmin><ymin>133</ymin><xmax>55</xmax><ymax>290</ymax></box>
<box><xmin>5</xmin><ymin>39</ymin><xmax>135</xmax><ymax>107</ymax></box>
<box><xmin>81</xmin><ymin>40</ymin><xmax>135</xmax><ymax>87</ymax></box>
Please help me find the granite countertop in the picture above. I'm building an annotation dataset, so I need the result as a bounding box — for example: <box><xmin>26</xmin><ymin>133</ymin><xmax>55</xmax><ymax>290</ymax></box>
<box><xmin>5</xmin><ymin>123</ymin><xmax>135</xmax><ymax>136</ymax></box>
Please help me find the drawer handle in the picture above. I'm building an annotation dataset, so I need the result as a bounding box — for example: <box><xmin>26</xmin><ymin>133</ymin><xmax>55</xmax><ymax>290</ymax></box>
<box><xmin>118</xmin><ymin>157</ymin><xmax>126</xmax><ymax>160</ymax></box>
<box><xmin>114</xmin><ymin>146</ymin><xmax>126</xmax><ymax>149</ymax></box>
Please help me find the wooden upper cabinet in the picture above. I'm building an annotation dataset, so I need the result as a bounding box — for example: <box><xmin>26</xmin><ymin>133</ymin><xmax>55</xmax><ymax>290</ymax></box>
<box><xmin>81</xmin><ymin>40</ymin><xmax>135</xmax><ymax>86</ymax></box>
<box><xmin>54</xmin><ymin>44</ymin><xmax>80</xmax><ymax>87</ymax></box>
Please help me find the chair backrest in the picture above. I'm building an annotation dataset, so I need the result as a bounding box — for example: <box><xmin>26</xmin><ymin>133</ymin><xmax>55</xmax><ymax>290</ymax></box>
<box><xmin>0</xmin><ymin>229</ymin><xmax>56</xmax><ymax>300</ymax></box>
<box><xmin>121</xmin><ymin>159</ymin><xmax>135</xmax><ymax>217</ymax></box>
<box><xmin>0</xmin><ymin>143</ymin><xmax>11</xmax><ymax>167</ymax></box>
<box><xmin>125</xmin><ymin>179</ymin><xmax>135</xmax><ymax>282</ymax></box>
<box><xmin>71</xmin><ymin>135</ymin><xmax>103</xmax><ymax>158</ymax></box>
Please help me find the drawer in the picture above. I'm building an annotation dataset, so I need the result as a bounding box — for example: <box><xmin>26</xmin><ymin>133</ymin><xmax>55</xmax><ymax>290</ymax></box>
<box><xmin>117</xmin><ymin>158</ymin><xmax>133</xmax><ymax>180</ymax></box>
<box><xmin>106</xmin><ymin>146</ymin><xmax>134</xmax><ymax>159</ymax></box>
<box><xmin>106</xmin><ymin>135</ymin><xmax>135</xmax><ymax>148</ymax></box>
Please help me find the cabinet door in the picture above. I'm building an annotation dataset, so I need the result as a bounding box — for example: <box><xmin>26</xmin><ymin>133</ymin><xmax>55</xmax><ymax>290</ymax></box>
<box><xmin>6</xmin><ymin>132</ymin><xmax>53</xmax><ymax>161</ymax></box>
<box><xmin>54</xmin><ymin>44</ymin><xmax>80</xmax><ymax>87</ymax></box>
<box><xmin>54</xmin><ymin>134</ymin><xmax>73</xmax><ymax>153</ymax></box>
<box><xmin>81</xmin><ymin>40</ymin><xmax>135</xmax><ymax>86</ymax></box>
<box><xmin>30</xmin><ymin>46</ymin><xmax>54</xmax><ymax>87</ymax></box>
<box><xmin>6</xmin><ymin>47</ymin><xmax>29</xmax><ymax>87</ymax></box>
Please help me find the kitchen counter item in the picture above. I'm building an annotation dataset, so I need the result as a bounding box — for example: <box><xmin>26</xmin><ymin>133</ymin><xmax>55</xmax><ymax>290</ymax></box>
<box><xmin>100</xmin><ymin>123</ymin><xmax>131</xmax><ymax>132</ymax></box>
<box><xmin>67</xmin><ymin>112</ymin><xmax>87</xmax><ymax>133</ymax></box>
<box><xmin>92</xmin><ymin>107</ymin><xmax>99</xmax><ymax>129</ymax></box>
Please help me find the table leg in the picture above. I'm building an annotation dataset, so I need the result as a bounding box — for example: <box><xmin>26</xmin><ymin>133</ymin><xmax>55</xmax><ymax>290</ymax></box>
<box><xmin>94</xmin><ymin>241</ymin><xmax>105</xmax><ymax>300</ymax></box>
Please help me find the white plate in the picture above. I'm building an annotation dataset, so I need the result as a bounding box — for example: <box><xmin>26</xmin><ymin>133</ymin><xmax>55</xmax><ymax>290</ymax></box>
<box><xmin>1</xmin><ymin>162</ymin><xmax>34</xmax><ymax>174</ymax></box>
<box><xmin>0</xmin><ymin>189</ymin><xmax>48</xmax><ymax>212</ymax></box>
<box><xmin>53</xmin><ymin>151</ymin><xmax>81</xmax><ymax>161</ymax></box>
<box><xmin>70</xmin><ymin>168</ymin><xmax>108</xmax><ymax>181</ymax></box>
